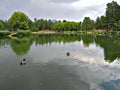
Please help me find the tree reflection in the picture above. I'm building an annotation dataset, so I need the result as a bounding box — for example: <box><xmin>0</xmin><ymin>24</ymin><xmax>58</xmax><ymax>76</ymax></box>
<box><xmin>95</xmin><ymin>36</ymin><xmax>120</xmax><ymax>62</ymax></box>
<box><xmin>10</xmin><ymin>37</ymin><xmax>33</xmax><ymax>55</ymax></box>
<box><xmin>82</xmin><ymin>35</ymin><xmax>94</xmax><ymax>47</ymax></box>
<box><xmin>1</xmin><ymin>34</ymin><xmax>120</xmax><ymax>62</ymax></box>
<box><xmin>34</xmin><ymin>34</ymin><xmax>81</xmax><ymax>46</ymax></box>
<box><xmin>0</xmin><ymin>37</ymin><xmax>10</xmax><ymax>48</ymax></box>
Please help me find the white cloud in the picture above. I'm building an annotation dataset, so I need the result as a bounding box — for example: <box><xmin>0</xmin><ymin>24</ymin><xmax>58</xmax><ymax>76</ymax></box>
<box><xmin>0</xmin><ymin>0</ymin><xmax>120</xmax><ymax>21</ymax></box>
<box><xmin>24</xmin><ymin>0</ymin><xmax>120</xmax><ymax>21</ymax></box>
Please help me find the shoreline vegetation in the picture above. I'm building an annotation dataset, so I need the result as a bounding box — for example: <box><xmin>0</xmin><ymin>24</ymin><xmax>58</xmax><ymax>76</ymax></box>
<box><xmin>2</xmin><ymin>30</ymin><xmax>120</xmax><ymax>39</ymax></box>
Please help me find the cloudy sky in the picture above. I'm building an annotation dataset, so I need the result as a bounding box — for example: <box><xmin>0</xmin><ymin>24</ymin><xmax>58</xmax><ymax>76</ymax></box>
<box><xmin>0</xmin><ymin>0</ymin><xmax>120</xmax><ymax>21</ymax></box>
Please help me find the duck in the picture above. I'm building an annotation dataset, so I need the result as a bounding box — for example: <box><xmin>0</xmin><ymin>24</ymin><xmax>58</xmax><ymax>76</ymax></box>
<box><xmin>66</xmin><ymin>52</ymin><xmax>70</xmax><ymax>56</ymax></box>
<box><xmin>20</xmin><ymin>59</ymin><xmax>26</xmax><ymax>65</ymax></box>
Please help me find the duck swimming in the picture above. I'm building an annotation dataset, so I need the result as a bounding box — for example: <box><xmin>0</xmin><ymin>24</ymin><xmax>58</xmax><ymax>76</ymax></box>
<box><xmin>20</xmin><ymin>59</ymin><xmax>26</xmax><ymax>65</ymax></box>
<box><xmin>66</xmin><ymin>52</ymin><xmax>70</xmax><ymax>56</ymax></box>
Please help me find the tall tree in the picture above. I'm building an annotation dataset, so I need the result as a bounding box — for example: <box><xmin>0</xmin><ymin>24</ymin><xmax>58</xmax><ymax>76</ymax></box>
<box><xmin>82</xmin><ymin>17</ymin><xmax>94</xmax><ymax>31</ymax></box>
<box><xmin>0</xmin><ymin>21</ymin><xmax>3</xmax><ymax>30</ymax></box>
<box><xmin>8</xmin><ymin>11</ymin><xmax>30</xmax><ymax>30</ymax></box>
<box><xmin>106</xmin><ymin>1</ymin><xmax>120</xmax><ymax>30</ymax></box>
<box><xmin>47</xmin><ymin>20</ymin><xmax>54</xmax><ymax>30</ymax></box>
<box><xmin>95</xmin><ymin>16</ymin><xmax>106</xmax><ymax>30</ymax></box>
<box><xmin>113</xmin><ymin>20</ymin><xmax>120</xmax><ymax>31</ymax></box>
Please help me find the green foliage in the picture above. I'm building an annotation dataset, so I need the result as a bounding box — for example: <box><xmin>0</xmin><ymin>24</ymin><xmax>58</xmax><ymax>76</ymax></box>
<box><xmin>0</xmin><ymin>30</ymin><xmax>10</xmax><ymax>37</ymax></box>
<box><xmin>53</xmin><ymin>21</ymin><xmax>80</xmax><ymax>31</ymax></box>
<box><xmin>95</xmin><ymin>36</ymin><xmax>120</xmax><ymax>62</ymax></box>
<box><xmin>0</xmin><ymin>21</ymin><xmax>3</xmax><ymax>30</ymax></box>
<box><xmin>113</xmin><ymin>20</ymin><xmax>120</xmax><ymax>31</ymax></box>
<box><xmin>34</xmin><ymin>19</ymin><xmax>54</xmax><ymax>30</ymax></box>
<box><xmin>0</xmin><ymin>38</ymin><xmax>10</xmax><ymax>47</ymax></box>
<box><xmin>28</xmin><ymin>19</ymin><xmax>36</xmax><ymax>31</ymax></box>
<box><xmin>106</xmin><ymin>1</ymin><xmax>120</xmax><ymax>30</ymax></box>
<box><xmin>34</xmin><ymin>34</ymin><xmax>81</xmax><ymax>45</ymax></box>
<box><xmin>8</xmin><ymin>11</ymin><xmax>30</xmax><ymax>30</ymax></box>
<box><xmin>53</xmin><ymin>22</ymin><xmax>64</xmax><ymax>31</ymax></box>
<box><xmin>16</xmin><ymin>30</ymin><xmax>32</xmax><ymax>37</ymax></box>
<box><xmin>82</xmin><ymin>17</ymin><xmax>94</xmax><ymax>31</ymax></box>
<box><xmin>10</xmin><ymin>37</ymin><xmax>33</xmax><ymax>55</ymax></box>
<box><xmin>2</xmin><ymin>34</ymin><xmax>120</xmax><ymax>62</ymax></box>
<box><xmin>82</xmin><ymin>35</ymin><xmax>94</xmax><ymax>47</ymax></box>
<box><xmin>95</xmin><ymin>16</ymin><xmax>106</xmax><ymax>30</ymax></box>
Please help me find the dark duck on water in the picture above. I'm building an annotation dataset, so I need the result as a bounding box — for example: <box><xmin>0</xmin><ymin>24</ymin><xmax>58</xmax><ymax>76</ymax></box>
<box><xmin>66</xmin><ymin>52</ymin><xmax>70</xmax><ymax>56</ymax></box>
<box><xmin>20</xmin><ymin>58</ymin><xmax>26</xmax><ymax>65</ymax></box>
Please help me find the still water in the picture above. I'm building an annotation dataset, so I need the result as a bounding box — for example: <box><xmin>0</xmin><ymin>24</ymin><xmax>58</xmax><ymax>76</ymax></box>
<box><xmin>0</xmin><ymin>34</ymin><xmax>120</xmax><ymax>90</ymax></box>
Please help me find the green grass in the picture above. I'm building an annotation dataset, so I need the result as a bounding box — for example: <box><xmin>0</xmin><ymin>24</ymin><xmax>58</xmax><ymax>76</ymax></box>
<box><xmin>16</xmin><ymin>30</ymin><xmax>32</xmax><ymax>37</ymax></box>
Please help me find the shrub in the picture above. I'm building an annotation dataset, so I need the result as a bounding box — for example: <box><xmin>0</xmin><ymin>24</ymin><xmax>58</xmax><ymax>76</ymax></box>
<box><xmin>0</xmin><ymin>30</ymin><xmax>10</xmax><ymax>37</ymax></box>
<box><xmin>16</xmin><ymin>30</ymin><xmax>32</xmax><ymax>37</ymax></box>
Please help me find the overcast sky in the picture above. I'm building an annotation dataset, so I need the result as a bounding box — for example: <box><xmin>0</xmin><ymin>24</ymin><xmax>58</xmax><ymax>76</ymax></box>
<box><xmin>0</xmin><ymin>0</ymin><xmax>120</xmax><ymax>21</ymax></box>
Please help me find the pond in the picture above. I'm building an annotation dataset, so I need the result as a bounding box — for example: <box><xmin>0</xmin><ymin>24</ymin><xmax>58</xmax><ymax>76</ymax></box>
<box><xmin>0</xmin><ymin>34</ymin><xmax>120</xmax><ymax>90</ymax></box>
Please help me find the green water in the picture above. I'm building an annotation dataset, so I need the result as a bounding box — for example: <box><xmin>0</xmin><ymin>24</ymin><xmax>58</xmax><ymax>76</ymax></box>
<box><xmin>0</xmin><ymin>34</ymin><xmax>120</xmax><ymax>90</ymax></box>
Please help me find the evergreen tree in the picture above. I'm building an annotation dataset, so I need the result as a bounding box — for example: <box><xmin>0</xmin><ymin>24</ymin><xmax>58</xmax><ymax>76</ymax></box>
<box><xmin>95</xmin><ymin>16</ymin><xmax>106</xmax><ymax>30</ymax></box>
<box><xmin>0</xmin><ymin>21</ymin><xmax>3</xmax><ymax>30</ymax></box>
<box><xmin>82</xmin><ymin>17</ymin><xmax>94</xmax><ymax>31</ymax></box>
<box><xmin>106</xmin><ymin>1</ymin><xmax>120</xmax><ymax>30</ymax></box>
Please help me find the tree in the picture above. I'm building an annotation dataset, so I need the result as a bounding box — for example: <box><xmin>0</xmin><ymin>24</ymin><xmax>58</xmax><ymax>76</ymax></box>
<box><xmin>82</xmin><ymin>17</ymin><xmax>94</xmax><ymax>31</ymax></box>
<box><xmin>106</xmin><ymin>1</ymin><xmax>120</xmax><ymax>30</ymax></box>
<box><xmin>95</xmin><ymin>16</ymin><xmax>106</xmax><ymax>30</ymax></box>
<box><xmin>0</xmin><ymin>21</ymin><xmax>3</xmax><ymax>30</ymax></box>
<box><xmin>47</xmin><ymin>20</ymin><xmax>54</xmax><ymax>30</ymax></box>
<box><xmin>78</xmin><ymin>22</ymin><xmax>82</xmax><ymax>31</ymax></box>
<box><xmin>8</xmin><ymin>11</ymin><xmax>30</xmax><ymax>30</ymax></box>
<box><xmin>113</xmin><ymin>20</ymin><xmax>120</xmax><ymax>31</ymax></box>
<box><xmin>64</xmin><ymin>22</ymin><xmax>79</xmax><ymax>31</ymax></box>
<box><xmin>53</xmin><ymin>21</ymin><xmax>80</xmax><ymax>31</ymax></box>
<box><xmin>53</xmin><ymin>22</ymin><xmax>64</xmax><ymax>31</ymax></box>
<box><xmin>95</xmin><ymin>17</ymin><xmax>100</xmax><ymax>30</ymax></box>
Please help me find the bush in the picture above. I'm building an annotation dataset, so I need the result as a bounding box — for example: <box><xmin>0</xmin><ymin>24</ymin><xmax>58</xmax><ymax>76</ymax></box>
<box><xmin>16</xmin><ymin>30</ymin><xmax>32</xmax><ymax>37</ymax></box>
<box><xmin>0</xmin><ymin>30</ymin><xmax>10</xmax><ymax>37</ymax></box>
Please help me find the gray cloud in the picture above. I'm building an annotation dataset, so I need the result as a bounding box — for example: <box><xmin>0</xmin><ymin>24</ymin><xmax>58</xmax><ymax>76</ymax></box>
<box><xmin>26</xmin><ymin>0</ymin><xmax>76</xmax><ymax>20</ymax></box>
<box><xmin>0</xmin><ymin>0</ymin><xmax>116</xmax><ymax>21</ymax></box>
<box><xmin>26</xmin><ymin>0</ymin><xmax>104</xmax><ymax>21</ymax></box>
<box><xmin>0</xmin><ymin>0</ymin><xmax>30</xmax><ymax>19</ymax></box>
<box><xmin>47</xmin><ymin>0</ymin><xmax>79</xmax><ymax>3</ymax></box>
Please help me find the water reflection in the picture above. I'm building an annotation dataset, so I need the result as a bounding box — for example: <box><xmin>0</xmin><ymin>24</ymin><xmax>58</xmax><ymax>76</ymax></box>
<box><xmin>0</xmin><ymin>37</ymin><xmax>10</xmax><ymax>48</ymax></box>
<box><xmin>0</xmin><ymin>34</ymin><xmax>120</xmax><ymax>62</ymax></box>
<box><xmin>100</xmin><ymin>79</ymin><xmax>120</xmax><ymax>90</ymax></box>
<box><xmin>10</xmin><ymin>37</ymin><xmax>33</xmax><ymax>55</ymax></box>
<box><xmin>82</xmin><ymin>35</ymin><xmax>94</xmax><ymax>47</ymax></box>
<box><xmin>0</xmin><ymin>60</ymin><xmax>91</xmax><ymax>90</ymax></box>
<box><xmin>95</xmin><ymin>36</ymin><xmax>120</xmax><ymax>62</ymax></box>
<box><xmin>0</xmin><ymin>34</ymin><xmax>120</xmax><ymax>90</ymax></box>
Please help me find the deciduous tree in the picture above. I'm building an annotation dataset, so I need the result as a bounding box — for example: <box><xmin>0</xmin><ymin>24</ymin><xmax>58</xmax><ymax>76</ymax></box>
<box><xmin>8</xmin><ymin>12</ymin><xmax>30</xmax><ymax>30</ymax></box>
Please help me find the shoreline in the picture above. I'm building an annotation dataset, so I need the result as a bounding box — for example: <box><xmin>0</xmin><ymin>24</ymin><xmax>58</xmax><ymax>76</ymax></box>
<box><xmin>32</xmin><ymin>30</ymin><xmax>56</xmax><ymax>34</ymax></box>
<box><xmin>3</xmin><ymin>30</ymin><xmax>120</xmax><ymax>39</ymax></box>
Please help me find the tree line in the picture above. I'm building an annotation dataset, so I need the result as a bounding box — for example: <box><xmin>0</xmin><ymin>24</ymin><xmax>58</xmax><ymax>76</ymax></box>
<box><xmin>0</xmin><ymin>1</ymin><xmax>120</xmax><ymax>31</ymax></box>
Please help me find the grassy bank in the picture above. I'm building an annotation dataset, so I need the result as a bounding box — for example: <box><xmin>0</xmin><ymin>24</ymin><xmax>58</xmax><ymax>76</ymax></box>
<box><xmin>32</xmin><ymin>30</ymin><xmax>56</xmax><ymax>34</ymax></box>
<box><xmin>2</xmin><ymin>30</ymin><xmax>120</xmax><ymax>38</ymax></box>
<box><xmin>0</xmin><ymin>30</ymin><xmax>10</xmax><ymax>37</ymax></box>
